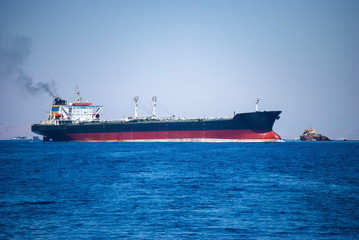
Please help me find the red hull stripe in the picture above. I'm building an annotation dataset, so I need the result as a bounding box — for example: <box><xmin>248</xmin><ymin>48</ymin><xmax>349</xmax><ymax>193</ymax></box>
<box><xmin>65</xmin><ymin>130</ymin><xmax>281</xmax><ymax>142</ymax></box>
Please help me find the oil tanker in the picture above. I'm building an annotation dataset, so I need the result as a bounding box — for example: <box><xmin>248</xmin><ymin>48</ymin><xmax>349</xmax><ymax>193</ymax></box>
<box><xmin>31</xmin><ymin>91</ymin><xmax>282</xmax><ymax>142</ymax></box>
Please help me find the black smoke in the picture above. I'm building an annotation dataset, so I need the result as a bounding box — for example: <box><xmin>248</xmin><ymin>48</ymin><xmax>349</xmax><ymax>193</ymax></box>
<box><xmin>0</xmin><ymin>36</ymin><xmax>58</xmax><ymax>98</ymax></box>
<box><xmin>17</xmin><ymin>69</ymin><xmax>58</xmax><ymax>98</ymax></box>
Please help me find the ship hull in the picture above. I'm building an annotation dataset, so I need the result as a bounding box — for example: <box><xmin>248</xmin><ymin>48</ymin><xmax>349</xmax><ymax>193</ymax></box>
<box><xmin>32</xmin><ymin>111</ymin><xmax>282</xmax><ymax>142</ymax></box>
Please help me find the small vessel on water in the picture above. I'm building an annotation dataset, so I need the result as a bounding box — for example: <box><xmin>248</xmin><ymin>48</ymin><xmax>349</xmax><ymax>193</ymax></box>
<box><xmin>31</xmin><ymin>90</ymin><xmax>282</xmax><ymax>142</ymax></box>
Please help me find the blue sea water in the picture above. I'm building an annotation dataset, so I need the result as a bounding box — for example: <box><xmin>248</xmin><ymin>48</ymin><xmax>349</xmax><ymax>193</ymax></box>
<box><xmin>0</xmin><ymin>141</ymin><xmax>358</xmax><ymax>239</ymax></box>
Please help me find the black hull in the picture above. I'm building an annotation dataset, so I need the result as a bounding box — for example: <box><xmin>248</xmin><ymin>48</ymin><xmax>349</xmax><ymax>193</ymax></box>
<box><xmin>32</xmin><ymin>111</ymin><xmax>281</xmax><ymax>142</ymax></box>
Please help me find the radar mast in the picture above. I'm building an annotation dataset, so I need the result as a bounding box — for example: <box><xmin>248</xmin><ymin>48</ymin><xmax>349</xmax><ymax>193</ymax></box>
<box><xmin>75</xmin><ymin>85</ymin><xmax>82</xmax><ymax>103</ymax></box>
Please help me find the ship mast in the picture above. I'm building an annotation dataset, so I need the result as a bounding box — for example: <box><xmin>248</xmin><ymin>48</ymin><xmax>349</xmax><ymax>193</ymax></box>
<box><xmin>134</xmin><ymin>96</ymin><xmax>139</xmax><ymax>119</ymax></box>
<box><xmin>75</xmin><ymin>85</ymin><xmax>82</xmax><ymax>103</ymax></box>
<box><xmin>255</xmin><ymin>98</ymin><xmax>259</xmax><ymax>112</ymax></box>
<box><xmin>152</xmin><ymin>96</ymin><xmax>157</xmax><ymax>118</ymax></box>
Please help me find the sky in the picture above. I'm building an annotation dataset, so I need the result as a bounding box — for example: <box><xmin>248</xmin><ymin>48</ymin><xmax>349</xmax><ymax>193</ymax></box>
<box><xmin>0</xmin><ymin>0</ymin><xmax>358</xmax><ymax>140</ymax></box>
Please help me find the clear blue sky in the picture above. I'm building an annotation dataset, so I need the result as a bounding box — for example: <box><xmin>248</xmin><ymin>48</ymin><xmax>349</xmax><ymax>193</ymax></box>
<box><xmin>0</xmin><ymin>0</ymin><xmax>358</xmax><ymax>139</ymax></box>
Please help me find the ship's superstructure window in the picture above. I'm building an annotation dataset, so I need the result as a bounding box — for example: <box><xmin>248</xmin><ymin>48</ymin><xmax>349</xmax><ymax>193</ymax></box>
<box><xmin>69</xmin><ymin>106</ymin><xmax>93</xmax><ymax>121</ymax></box>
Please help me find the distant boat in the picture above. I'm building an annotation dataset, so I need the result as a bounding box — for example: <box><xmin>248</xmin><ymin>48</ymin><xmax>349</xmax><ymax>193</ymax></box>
<box><xmin>11</xmin><ymin>136</ymin><xmax>31</xmax><ymax>140</ymax></box>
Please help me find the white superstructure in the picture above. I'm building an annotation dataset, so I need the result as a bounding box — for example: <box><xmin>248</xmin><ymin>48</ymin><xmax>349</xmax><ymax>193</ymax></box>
<box><xmin>42</xmin><ymin>96</ymin><xmax>103</xmax><ymax>125</ymax></box>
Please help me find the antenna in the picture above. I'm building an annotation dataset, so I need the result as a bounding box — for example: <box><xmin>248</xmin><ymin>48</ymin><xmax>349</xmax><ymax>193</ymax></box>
<box><xmin>134</xmin><ymin>96</ymin><xmax>139</xmax><ymax>118</ymax></box>
<box><xmin>255</xmin><ymin>98</ymin><xmax>259</xmax><ymax>112</ymax></box>
<box><xmin>75</xmin><ymin>85</ymin><xmax>82</xmax><ymax>103</ymax></box>
<box><xmin>152</xmin><ymin>96</ymin><xmax>157</xmax><ymax>117</ymax></box>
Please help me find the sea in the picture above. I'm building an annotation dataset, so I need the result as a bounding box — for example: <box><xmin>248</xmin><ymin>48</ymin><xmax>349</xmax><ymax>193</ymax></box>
<box><xmin>0</xmin><ymin>141</ymin><xmax>358</xmax><ymax>239</ymax></box>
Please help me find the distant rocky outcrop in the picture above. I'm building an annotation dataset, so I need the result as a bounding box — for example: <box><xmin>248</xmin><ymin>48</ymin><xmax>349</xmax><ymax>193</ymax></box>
<box><xmin>300</xmin><ymin>128</ymin><xmax>331</xmax><ymax>141</ymax></box>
